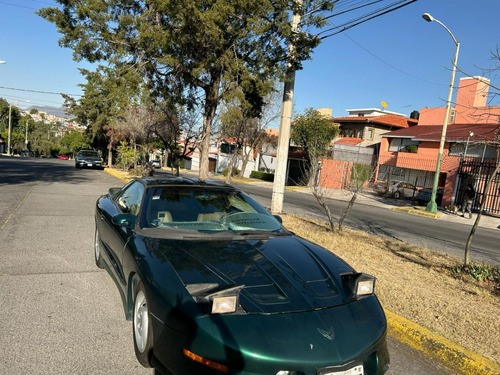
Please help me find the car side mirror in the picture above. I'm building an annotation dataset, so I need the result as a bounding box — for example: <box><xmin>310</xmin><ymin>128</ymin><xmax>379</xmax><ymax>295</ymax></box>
<box><xmin>273</xmin><ymin>214</ymin><xmax>283</xmax><ymax>224</ymax></box>
<box><xmin>109</xmin><ymin>187</ymin><xmax>121</xmax><ymax>198</ymax></box>
<box><xmin>112</xmin><ymin>213</ymin><xmax>136</xmax><ymax>229</ymax></box>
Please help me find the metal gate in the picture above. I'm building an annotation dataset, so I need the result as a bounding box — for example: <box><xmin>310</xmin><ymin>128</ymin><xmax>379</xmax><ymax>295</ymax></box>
<box><xmin>456</xmin><ymin>159</ymin><xmax>500</xmax><ymax>216</ymax></box>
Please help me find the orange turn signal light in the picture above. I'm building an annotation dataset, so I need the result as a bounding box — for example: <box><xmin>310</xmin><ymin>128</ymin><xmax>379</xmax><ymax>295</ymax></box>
<box><xmin>182</xmin><ymin>348</ymin><xmax>229</xmax><ymax>374</ymax></box>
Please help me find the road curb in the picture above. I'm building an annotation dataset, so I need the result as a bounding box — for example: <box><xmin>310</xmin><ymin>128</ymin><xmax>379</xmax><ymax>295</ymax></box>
<box><xmin>104</xmin><ymin>167</ymin><xmax>133</xmax><ymax>183</ymax></box>
<box><xmin>385</xmin><ymin>309</ymin><xmax>500</xmax><ymax>375</ymax></box>
<box><xmin>391</xmin><ymin>205</ymin><xmax>440</xmax><ymax>218</ymax></box>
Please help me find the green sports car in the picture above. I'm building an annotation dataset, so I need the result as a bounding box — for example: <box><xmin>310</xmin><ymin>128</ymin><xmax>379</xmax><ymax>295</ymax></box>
<box><xmin>95</xmin><ymin>177</ymin><xmax>389</xmax><ymax>375</ymax></box>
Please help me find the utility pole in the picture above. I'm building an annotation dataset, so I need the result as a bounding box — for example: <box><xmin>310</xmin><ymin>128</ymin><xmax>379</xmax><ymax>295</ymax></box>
<box><xmin>7</xmin><ymin>103</ymin><xmax>12</xmax><ymax>156</ymax></box>
<box><xmin>271</xmin><ymin>4</ymin><xmax>302</xmax><ymax>214</ymax></box>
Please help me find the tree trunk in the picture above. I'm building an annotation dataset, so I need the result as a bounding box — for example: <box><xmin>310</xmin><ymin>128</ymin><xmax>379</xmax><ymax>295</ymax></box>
<box><xmin>225</xmin><ymin>151</ymin><xmax>239</xmax><ymax>184</ymax></box>
<box><xmin>312</xmin><ymin>187</ymin><xmax>336</xmax><ymax>232</ymax></box>
<box><xmin>240</xmin><ymin>153</ymin><xmax>249</xmax><ymax>177</ymax></box>
<box><xmin>338</xmin><ymin>192</ymin><xmax>357</xmax><ymax>232</ymax></box>
<box><xmin>107</xmin><ymin>145</ymin><xmax>113</xmax><ymax>168</ymax></box>
<box><xmin>464</xmin><ymin>158</ymin><xmax>500</xmax><ymax>265</ymax></box>
<box><xmin>199</xmin><ymin>84</ymin><xmax>219</xmax><ymax>181</ymax></box>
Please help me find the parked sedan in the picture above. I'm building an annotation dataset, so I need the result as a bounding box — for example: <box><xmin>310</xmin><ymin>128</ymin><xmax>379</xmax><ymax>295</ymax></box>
<box><xmin>95</xmin><ymin>177</ymin><xmax>389</xmax><ymax>375</ymax></box>
<box><xmin>416</xmin><ymin>188</ymin><xmax>444</xmax><ymax>206</ymax></box>
<box><xmin>374</xmin><ymin>181</ymin><xmax>417</xmax><ymax>199</ymax></box>
<box><xmin>75</xmin><ymin>150</ymin><xmax>103</xmax><ymax>169</ymax></box>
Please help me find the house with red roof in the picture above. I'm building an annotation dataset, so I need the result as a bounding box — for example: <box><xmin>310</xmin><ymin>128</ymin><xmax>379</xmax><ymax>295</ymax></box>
<box><xmin>376</xmin><ymin>76</ymin><xmax>499</xmax><ymax>214</ymax></box>
<box><xmin>317</xmin><ymin>107</ymin><xmax>418</xmax><ymax>189</ymax></box>
<box><xmin>333</xmin><ymin>110</ymin><xmax>418</xmax><ymax>148</ymax></box>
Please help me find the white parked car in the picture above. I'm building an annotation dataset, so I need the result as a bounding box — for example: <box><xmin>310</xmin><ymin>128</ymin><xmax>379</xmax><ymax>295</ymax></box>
<box><xmin>374</xmin><ymin>181</ymin><xmax>417</xmax><ymax>199</ymax></box>
<box><xmin>150</xmin><ymin>159</ymin><xmax>161</xmax><ymax>168</ymax></box>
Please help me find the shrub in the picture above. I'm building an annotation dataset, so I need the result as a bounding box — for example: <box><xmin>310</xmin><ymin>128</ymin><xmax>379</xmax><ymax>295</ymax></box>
<box><xmin>222</xmin><ymin>168</ymin><xmax>240</xmax><ymax>177</ymax></box>
<box><xmin>452</xmin><ymin>262</ymin><xmax>500</xmax><ymax>284</ymax></box>
<box><xmin>250</xmin><ymin>170</ymin><xmax>275</xmax><ymax>182</ymax></box>
<box><xmin>116</xmin><ymin>141</ymin><xmax>135</xmax><ymax>170</ymax></box>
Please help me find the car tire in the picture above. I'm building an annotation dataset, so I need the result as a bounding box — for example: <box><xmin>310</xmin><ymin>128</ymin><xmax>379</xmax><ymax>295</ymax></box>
<box><xmin>94</xmin><ymin>228</ymin><xmax>105</xmax><ymax>269</ymax></box>
<box><xmin>133</xmin><ymin>281</ymin><xmax>154</xmax><ymax>368</ymax></box>
<box><xmin>393</xmin><ymin>191</ymin><xmax>400</xmax><ymax>199</ymax></box>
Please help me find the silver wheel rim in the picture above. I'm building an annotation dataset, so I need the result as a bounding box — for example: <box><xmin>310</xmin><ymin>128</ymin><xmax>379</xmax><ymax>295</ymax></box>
<box><xmin>94</xmin><ymin>230</ymin><xmax>100</xmax><ymax>261</ymax></box>
<box><xmin>134</xmin><ymin>290</ymin><xmax>149</xmax><ymax>353</ymax></box>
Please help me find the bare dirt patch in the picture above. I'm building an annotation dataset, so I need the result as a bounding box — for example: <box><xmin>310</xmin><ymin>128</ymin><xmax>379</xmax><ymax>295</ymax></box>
<box><xmin>282</xmin><ymin>214</ymin><xmax>500</xmax><ymax>364</ymax></box>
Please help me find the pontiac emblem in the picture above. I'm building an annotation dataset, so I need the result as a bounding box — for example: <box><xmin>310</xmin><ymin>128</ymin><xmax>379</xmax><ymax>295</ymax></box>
<box><xmin>317</xmin><ymin>327</ymin><xmax>335</xmax><ymax>340</ymax></box>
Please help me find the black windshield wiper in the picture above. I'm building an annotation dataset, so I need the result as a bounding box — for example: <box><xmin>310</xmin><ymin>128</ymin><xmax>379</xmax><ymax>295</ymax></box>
<box><xmin>231</xmin><ymin>230</ymin><xmax>290</xmax><ymax>238</ymax></box>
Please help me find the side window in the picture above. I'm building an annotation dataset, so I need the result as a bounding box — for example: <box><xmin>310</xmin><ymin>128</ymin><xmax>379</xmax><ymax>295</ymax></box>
<box><xmin>117</xmin><ymin>182</ymin><xmax>144</xmax><ymax>215</ymax></box>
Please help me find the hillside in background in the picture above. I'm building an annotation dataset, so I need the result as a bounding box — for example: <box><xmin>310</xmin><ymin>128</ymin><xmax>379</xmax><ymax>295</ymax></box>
<box><xmin>25</xmin><ymin>105</ymin><xmax>72</xmax><ymax>119</ymax></box>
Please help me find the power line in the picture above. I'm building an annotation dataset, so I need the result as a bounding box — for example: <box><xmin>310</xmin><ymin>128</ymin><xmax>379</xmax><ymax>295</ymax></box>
<box><xmin>318</xmin><ymin>0</ymin><xmax>419</xmax><ymax>39</ymax></box>
<box><xmin>0</xmin><ymin>85</ymin><xmax>82</xmax><ymax>97</ymax></box>
<box><xmin>341</xmin><ymin>32</ymin><xmax>446</xmax><ymax>86</ymax></box>
<box><xmin>0</xmin><ymin>1</ymin><xmax>37</xmax><ymax>10</ymax></box>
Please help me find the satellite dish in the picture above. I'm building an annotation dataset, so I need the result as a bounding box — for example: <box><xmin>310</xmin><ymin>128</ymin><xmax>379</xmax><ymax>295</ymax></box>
<box><xmin>381</xmin><ymin>101</ymin><xmax>388</xmax><ymax>109</ymax></box>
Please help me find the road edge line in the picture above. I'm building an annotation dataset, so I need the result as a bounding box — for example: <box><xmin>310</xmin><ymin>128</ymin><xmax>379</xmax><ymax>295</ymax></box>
<box><xmin>385</xmin><ymin>309</ymin><xmax>500</xmax><ymax>375</ymax></box>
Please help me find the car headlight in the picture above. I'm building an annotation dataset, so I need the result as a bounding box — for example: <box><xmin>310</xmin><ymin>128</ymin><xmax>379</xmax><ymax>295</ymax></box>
<box><xmin>186</xmin><ymin>283</ymin><xmax>244</xmax><ymax>314</ymax></box>
<box><xmin>212</xmin><ymin>296</ymin><xmax>238</xmax><ymax>314</ymax></box>
<box><xmin>341</xmin><ymin>273</ymin><xmax>376</xmax><ymax>299</ymax></box>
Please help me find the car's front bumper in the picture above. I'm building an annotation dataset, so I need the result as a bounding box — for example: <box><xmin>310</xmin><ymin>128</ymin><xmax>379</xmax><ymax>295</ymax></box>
<box><xmin>76</xmin><ymin>160</ymin><xmax>103</xmax><ymax>168</ymax></box>
<box><xmin>151</xmin><ymin>297</ymin><xmax>389</xmax><ymax>375</ymax></box>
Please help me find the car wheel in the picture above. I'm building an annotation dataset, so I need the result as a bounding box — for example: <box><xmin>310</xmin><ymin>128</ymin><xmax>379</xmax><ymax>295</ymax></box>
<box><xmin>393</xmin><ymin>191</ymin><xmax>400</xmax><ymax>199</ymax></box>
<box><xmin>94</xmin><ymin>228</ymin><xmax>105</xmax><ymax>269</ymax></box>
<box><xmin>133</xmin><ymin>281</ymin><xmax>153</xmax><ymax>368</ymax></box>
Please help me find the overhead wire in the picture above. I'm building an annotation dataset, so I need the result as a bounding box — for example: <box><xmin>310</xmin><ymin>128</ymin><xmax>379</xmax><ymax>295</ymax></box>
<box><xmin>0</xmin><ymin>85</ymin><xmax>82</xmax><ymax>97</ymax></box>
<box><xmin>318</xmin><ymin>0</ymin><xmax>419</xmax><ymax>39</ymax></box>
<box><xmin>339</xmin><ymin>32</ymin><xmax>447</xmax><ymax>86</ymax></box>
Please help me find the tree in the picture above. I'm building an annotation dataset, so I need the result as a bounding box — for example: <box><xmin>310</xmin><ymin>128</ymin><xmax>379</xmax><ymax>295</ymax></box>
<box><xmin>291</xmin><ymin>107</ymin><xmax>339</xmax><ymax>186</ymax></box>
<box><xmin>61</xmin><ymin>64</ymin><xmax>141</xmax><ymax>166</ymax></box>
<box><xmin>59</xmin><ymin>129</ymin><xmax>90</xmax><ymax>157</ymax></box>
<box><xmin>219</xmin><ymin>102</ymin><xmax>255</xmax><ymax>184</ymax></box>
<box><xmin>219</xmin><ymin>83</ymin><xmax>283</xmax><ymax>182</ymax></box>
<box><xmin>112</xmin><ymin>105</ymin><xmax>155</xmax><ymax>168</ymax></box>
<box><xmin>38</xmin><ymin>0</ymin><xmax>334</xmax><ymax>180</ymax></box>
<box><xmin>30</xmin><ymin>120</ymin><xmax>55</xmax><ymax>156</ymax></box>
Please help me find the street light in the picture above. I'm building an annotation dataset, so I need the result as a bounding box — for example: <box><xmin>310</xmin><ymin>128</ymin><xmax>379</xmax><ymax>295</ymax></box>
<box><xmin>422</xmin><ymin>12</ymin><xmax>460</xmax><ymax>213</ymax></box>
<box><xmin>464</xmin><ymin>131</ymin><xmax>474</xmax><ymax>159</ymax></box>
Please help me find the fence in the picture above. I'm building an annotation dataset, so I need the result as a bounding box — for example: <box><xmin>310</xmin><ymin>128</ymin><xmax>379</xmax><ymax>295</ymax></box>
<box><xmin>456</xmin><ymin>159</ymin><xmax>500</xmax><ymax>216</ymax></box>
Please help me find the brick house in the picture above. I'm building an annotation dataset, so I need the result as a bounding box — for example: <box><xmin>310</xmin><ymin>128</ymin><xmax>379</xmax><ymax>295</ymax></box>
<box><xmin>317</xmin><ymin>108</ymin><xmax>418</xmax><ymax>189</ymax></box>
<box><xmin>376</xmin><ymin>76</ymin><xmax>500</xmax><ymax>213</ymax></box>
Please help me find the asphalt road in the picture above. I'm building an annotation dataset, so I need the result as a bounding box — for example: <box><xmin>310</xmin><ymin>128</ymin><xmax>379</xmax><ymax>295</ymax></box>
<box><xmin>0</xmin><ymin>156</ymin><xmax>454</xmax><ymax>374</ymax></box>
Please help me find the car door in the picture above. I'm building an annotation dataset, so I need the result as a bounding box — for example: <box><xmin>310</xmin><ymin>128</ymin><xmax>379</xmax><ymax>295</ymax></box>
<box><xmin>399</xmin><ymin>182</ymin><xmax>412</xmax><ymax>198</ymax></box>
<box><xmin>100</xmin><ymin>181</ymin><xmax>145</xmax><ymax>286</ymax></box>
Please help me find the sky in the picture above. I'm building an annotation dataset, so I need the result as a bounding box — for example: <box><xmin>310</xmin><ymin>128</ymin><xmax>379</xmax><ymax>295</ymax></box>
<box><xmin>0</xmin><ymin>0</ymin><xmax>499</xmax><ymax>121</ymax></box>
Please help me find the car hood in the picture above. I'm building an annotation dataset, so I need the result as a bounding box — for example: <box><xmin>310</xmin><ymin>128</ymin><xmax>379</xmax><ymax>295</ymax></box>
<box><xmin>141</xmin><ymin>235</ymin><xmax>353</xmax><ymax>314</ymax></box>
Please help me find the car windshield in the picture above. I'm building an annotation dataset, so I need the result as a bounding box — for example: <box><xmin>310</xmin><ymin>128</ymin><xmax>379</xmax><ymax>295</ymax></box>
<box><xmin>79</xmin><ymin>151</ymin><xmax>99</xmax><ymax>157</ymax></box>
<box><xmin>140</xmin><ymin>186</ymin><xmax>284</xmax><ymax>234</ymax></box>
